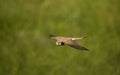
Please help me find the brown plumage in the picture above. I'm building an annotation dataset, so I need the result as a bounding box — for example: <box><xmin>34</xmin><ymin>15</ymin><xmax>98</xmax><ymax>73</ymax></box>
<box><xmin>49</xmin><ymin>35</ymin><xmax>88</xmax><ymax>51</ymax></box>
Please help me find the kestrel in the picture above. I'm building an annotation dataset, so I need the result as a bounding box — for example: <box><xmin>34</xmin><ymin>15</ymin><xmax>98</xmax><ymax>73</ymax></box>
<box><xmin>49</xmin><ymin>34</ymin><xmax>88</xmax><ymax>51</ymax></box>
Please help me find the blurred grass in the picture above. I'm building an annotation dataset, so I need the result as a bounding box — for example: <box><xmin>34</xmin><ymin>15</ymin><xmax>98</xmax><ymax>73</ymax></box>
<box><xmin>0</xmin><ymin>0</ymin><xmax>120</xmax><ymax>75</ymax></box>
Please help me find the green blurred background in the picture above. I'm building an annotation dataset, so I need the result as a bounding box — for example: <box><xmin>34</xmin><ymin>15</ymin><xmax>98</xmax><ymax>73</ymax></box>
<box><xmin>0</xmin><ymin>0</ymin><xmax>120</xmax><ymax>75</ymax></box>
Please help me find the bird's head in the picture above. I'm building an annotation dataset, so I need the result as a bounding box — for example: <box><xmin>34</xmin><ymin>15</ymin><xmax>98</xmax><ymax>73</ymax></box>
<box><xmin>56</xmin><ymin>42</ymin><xmax>64</xmax><ymax>46</ymax></box>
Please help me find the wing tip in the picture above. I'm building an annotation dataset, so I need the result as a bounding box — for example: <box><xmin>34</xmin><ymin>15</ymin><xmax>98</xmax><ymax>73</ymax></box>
<box><xmin>83</xmin><ymin>48</ymin><xmax>89</xmax><ymax>51</ymax></box>
<box><xmin>81</xmin><ymin>47</ymin><xmax>89</xmax><ymax>51</ymax></box>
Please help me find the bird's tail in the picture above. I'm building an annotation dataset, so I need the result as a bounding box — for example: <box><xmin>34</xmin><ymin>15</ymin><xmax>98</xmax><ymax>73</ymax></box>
<box><xmin>49</xmin><ymin>34</ymin><xmax>56</xmax><ymax>38</ymax></box>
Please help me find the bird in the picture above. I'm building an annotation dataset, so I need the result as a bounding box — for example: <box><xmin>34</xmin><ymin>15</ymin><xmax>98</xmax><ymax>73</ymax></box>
<box><xmin>49</xmin><ymin>34</ymin><xmax>88</xmax><ymax>51</ymax></box>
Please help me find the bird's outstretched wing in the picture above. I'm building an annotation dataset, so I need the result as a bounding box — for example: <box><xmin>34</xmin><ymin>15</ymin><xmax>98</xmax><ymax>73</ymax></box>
<box><xmin>66</xmin><ymin>41</ymin><xmax>88</xmax><ymax>50</ymax></box>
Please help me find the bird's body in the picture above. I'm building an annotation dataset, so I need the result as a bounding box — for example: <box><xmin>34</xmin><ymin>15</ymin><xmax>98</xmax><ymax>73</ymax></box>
<box><xmin>49</xmin><ymin>35</ymin><xmax>88</xmax><ymax>51</ymax></box>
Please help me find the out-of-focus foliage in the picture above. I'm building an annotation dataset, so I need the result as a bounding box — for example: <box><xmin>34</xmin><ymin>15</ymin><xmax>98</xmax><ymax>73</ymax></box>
<box><xmin>0</xmin><ymin>0</ymin><xmax>120</xmax><ymax>75</ymax></box>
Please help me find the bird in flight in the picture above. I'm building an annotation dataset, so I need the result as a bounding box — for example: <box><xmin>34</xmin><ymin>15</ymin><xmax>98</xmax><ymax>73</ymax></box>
<box><xmin>49</xmin><ymin>34</ymin><xmax>88</xmax><ymax>51</ymax></box>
